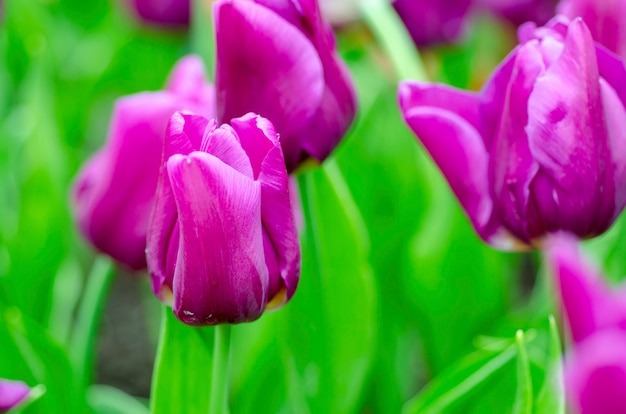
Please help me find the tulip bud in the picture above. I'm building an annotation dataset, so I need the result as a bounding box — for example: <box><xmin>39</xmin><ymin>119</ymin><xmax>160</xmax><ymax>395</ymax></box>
<box><xmin>214</xmin><ymin>0</ymin><xmax>357</xmax><ymax>172</ymax></box>
<box><xmin>392</xmin><ymin>0</ymin><xmax>473</xmax><ymax>46</ymax></box>
<box><xmin>147</xmin><ymin>112</ymin><xmax>300</xmax><ymax>325</ymax></box>
<box><xmin>399</xmin><ymin>16</ymin><xmax>626</xmax><ymax>249</ymax></box>
<box><xmin>545</xmin><ymin>234</ymin><xmax>626</xmax><ymax>414</ymax></box>
<box><xmin>127</xmin><ymin>0</ymin><xmax>190</xmax><ymax>26</ymax></box>
<box><xmin>72</xmin><ymin>56</ymin><xmax>215</xmax><ymax>270</ymax></box>
<box><xmin>557</xmin><ymin>0</ymin><xmax>626</xmax><ymax>60</ymax></box>
<box><xmin>0</xmin><ymin>379</ymin><xmax>29</xmax><ymax>412</ymax></box>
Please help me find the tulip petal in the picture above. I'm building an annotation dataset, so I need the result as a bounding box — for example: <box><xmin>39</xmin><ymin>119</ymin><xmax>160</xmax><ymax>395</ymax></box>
<box><xmin>201</xmin><ymin>123</ymin><xmax>254</xmax><ymax>179</ymax></box>
<box><xmin>166</xmin><ymin>55</ymin><xmax>216</xmax><ymax>114</ymax></box>
<box><xmin>229</xmin><ymin>113</ymin><xmax>300</xmax><ymax>303</ymax></box>
<box><xmin>74</xmin><ymin>92</ymin><xmax>178</xmax><ymax>270</ymax></box>
<box><xmin>527</xmin><ymin>19</ymin><xmax>613</xmax><ymax>237</ymax></box>
<box><xmin>489</xmin><ymin>41</ymin><xmax>544</xmax><ymax>242</ymax></box>
<box><xmin>0</xmin><ymin>379</ymin><xmax>29</xmax><ymax>411</ymax></box>
<box><xmin>167</xmin><ymin>152</ymin><xmax>267</xmax><ymax>325</ymax></box>
<box><xmin>545</xmin><ymin>233</ymin><xmax>619</xmax><ymax>343</ymax></box>
<box><xmin>215</xmin><ymin>0</ymin><xmax>325</xmax><ymax>168</ymax></box>
<box><xmin>398</xmin><ymin>81</ymin><xmax>499</xmax><ymax>242</ymax></box>
<box><xmin>564</xmin><ymin>330</ymin><xmax>626</xmax><ymax>414</ymax></box>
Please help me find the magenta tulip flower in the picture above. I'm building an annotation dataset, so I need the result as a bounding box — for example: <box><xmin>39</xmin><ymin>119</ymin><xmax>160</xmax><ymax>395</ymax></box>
<box><xmin>392</xmin><ymin>0</ymin><xmax>473</xmax><ymax>46</ymax></box>
<box><xmin>399</xmin><ymin>16</ymin><xmax>626</xmax><ymax>249</ymax></box>
<box><xmin>557</xmin><ymin>0</ymin><xmax>626</xmax><ymax>60</ymax></box>
<box><xmin>128</xmin><ymin>0</ymin><xmax>190</xmax><ymax>26</ymax></box>
<box><xmin>147</xmin><ymin>112</ymin><xmax>300</xmax><ymax>325</ymax></box>
<box><xmin>546</xmin><ymin>234</ymin><xmax>626</xmax><ymax>414</ymax></box>
<box><xmin>214</xmin><ymin>0</ymin><xmax>357</xmax><ymax>172</ymax></box>
<box><xmin>72</xmin><ymin>56</ymin><xmax>215</xmax><ymax>270</ymax></box>
<box><xmin>478</xmin><ymin>0</ymin><xmax>558</xmax><ymax>26</ymax></box>
<box><xmin>0</xmin><ymin>379</ymin><xmax>29</xmax><ymax>412</ymax></box>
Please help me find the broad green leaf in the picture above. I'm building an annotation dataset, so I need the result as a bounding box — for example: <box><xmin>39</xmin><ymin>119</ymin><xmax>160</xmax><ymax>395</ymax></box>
<box><xmin>150</xmin><ymin>306</ymin><xmax>215</xmax><ymax>414</ymax></box>
<box><xmin>536</xmin><ymin>316</ymin><xmax>565</xmax><ymax>414</ymax></box>
<box><xmin>280</xmin><ymin>163</ymin><xmax>377</xmax><ymax>414</ymax></box>
<box><xmin>512</xmin><ymin>330</ymin><xmax>533</xmax><ymax>414</ymax></box>
<box><xmin>402</xmin><ymin>340</ymin><xmax>516</xmax><ymax>414</ymax></box>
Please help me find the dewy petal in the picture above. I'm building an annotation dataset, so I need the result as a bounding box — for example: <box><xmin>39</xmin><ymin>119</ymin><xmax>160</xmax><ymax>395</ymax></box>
<box><xmin>545</xmin><ymin>233</ymin><xmax>619</xmax><ymax>344</ymax></box>
<box><xmin>489</xmin><ymin>41</ymin><xmax>545</xmax><ymax>243</ymax></box>
<box><xmin>73</xmin><ymin>92</ymin><xmax>179</xmax><ymax>270</ymax></box>
<box><xmin>527</xmin><ymin>18</ymin><xmax>613</xmax><ymax>237</ymax></box>
<box><xmin>398</xmin><ymin>81</ymin><xmax>499</xmax><ymax>242</ymax></box>
<box><xmin>564</xmin><ymin>330</ymin><xmax>626</xmax><ymax>414</ymax></box>
<box><xmin>167</xmin><ymin>152</ymin><xmax>267</xmax><ymax>325</ymax></box>
<box><xmin>0</xmin><ymin>379</ymin><xmax>29</xmax><ymax>411</ymax></box>
<box><xmin>214</xmin><ymin>0</ymin><xmax>325</xmax><ymax>169</ymax></box>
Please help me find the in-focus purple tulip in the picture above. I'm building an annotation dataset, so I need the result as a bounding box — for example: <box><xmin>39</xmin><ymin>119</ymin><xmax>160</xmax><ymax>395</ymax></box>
<box><xmin>557</xmin><ymin>0</ymin><xmax>626</xmax><ymax>60</ymax></box>
<box><xmin>399</xmin><ymin>16</ymin><xmax>626</xmax><ymax>249</ymax></box>
<box><xmin>147</xmin><ymin>112</ymin><xmax>300</xmax><ymax>326</ymax></box>
<box><xmin>128</xmin><ymin>0</ymin><xmax>190</xmax><ymax>26</ymax></box>
<box><xmin>477</xmin><ymin>0</ymin><xmax>558</xmax><ymax>27</ymax></box>
<box><xmin>72</xmin><ymin>56</ymin><xmax>215</xmax><ymax>270</ymax></box>
<box><xmin>546</xmin><ymin>234</ymin><xmax>626</xmax><ymax>414</ymax></box>
<box><xmin>392</xmin><ymin>0</ymin><xmax>473</xmax><ymax>46</ymax></box>
<box><xmin>0</xmin><ymin>379</ymin><xmax>29</xmax><ymax>412</ymax></box>
<box><xmin>214</xmin><ymin>0</ymin><xmax>357</xmax><ymax>172</ymax></box>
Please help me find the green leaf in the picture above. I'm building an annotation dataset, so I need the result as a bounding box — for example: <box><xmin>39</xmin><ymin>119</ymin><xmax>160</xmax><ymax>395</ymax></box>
<box><xmin>150</xmin><ymin>306</ymin><xmax>215</xmax><ymax>414</ymax></box>
<box><xmin>512</xmin><ymin>330</ymin><xmax>533</xmax><ymax>414</ymax></box>
<box><xmin>402</xmin><ymin>340</ymin><xmax>516</xmax><ymax>414</ymax></box>
<box><xmin>536</xmin><ymin>316</ymin><xmax>565</xmax><ymax>414</ymax></box>
<box><xmin>88</xmin><ymin>385</ymin><xmax>149</xmax><ymax>414</ymax></box>
<box><xmin>280</xmin><ymin>162</ymin><xmax>377</xmax><ymax>414</ymax></box>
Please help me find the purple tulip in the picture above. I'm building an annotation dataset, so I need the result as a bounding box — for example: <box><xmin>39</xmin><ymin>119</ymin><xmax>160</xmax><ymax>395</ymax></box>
<box><xmin>128</xmin><ymin>0</ymin><xmax>190</xmax><ymax>26</ymax></box>
<box><xmin>72</xmin><ymin>56</ymin><xmax>215</xmax><ymax>270</ymax></box>
<box><xmin>214</xmin><ymin>0</ymin><xmax>357</xmax><ymax>172</ymax></box>
<box><xmin>546</xmin><ymin>234</ymin><xmax>626</xmax><ymax>414</ymax></box>
<box><xmin>392</xmin><ymin>0</ymin><xmax>473</xmax><ymax>46</ymax></box>
<box><xmin>0</xmin><ymin>379</ymin><xmax>29</xmax><ymax>412</ymax></box>
<box><xmin>399</xmin><ymin>16</ymin><xmax>626</xmax><ymax>249</ymax></box>
<box><xmin>147</xmin><ymin>112</ymin><xmax>300</xmax><ymax>325</ymax></box>
<box><xmin>557</xmin><ymin>0</ymin><xmax>626</xmax><ymax>60</ymax></box>
<box><xmin>477</xmin><ymin>0</ymin><xmax>558</xmax><ymax>26</ymax></box>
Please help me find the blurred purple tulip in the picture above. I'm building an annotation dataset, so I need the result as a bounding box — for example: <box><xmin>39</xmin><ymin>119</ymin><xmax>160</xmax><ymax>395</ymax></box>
<box><xmin>128</xmin><ymin>0</ymin><xmax>190</xmax><ymax>26</ymax></box>
<box><xmin>478</xmin><ymin>0</ymin><xmax>558</xmax><ymax>26</ymax></box>
<box><xmin>72</xmin><ymin>55</ymin><xmax>215</xmax><ymax>270</ymax></box>
<box><xmin>399</xmin><ymin>17</ymin><xmax>626</xmax><ymax>249</ymax></box>
<box><xmin>0</xmin><ymin>379</ymin><xmax>29</xmax><ymax>412</ymax></box>
<box><xmin>546</xmin><ymin>234</ymin><xmax>626</xmax><ymax>414</ymax></box>
<box><xmin>392</xmin><ymin>0</ymin><xmax>473</xmax><ymax>46</ymax></box>
<box><xmin>214</xmin><ymin>0</ymin><xmax>357</xmax><ymax>172</ymax></box>
<box><xmin>558</xmin><ymin>0</ymin><xmax>626</xmax><ymax>60</ymax></box>
<box><xmin>147</xmin><ymin>112</ymin><xmax>300</xmax><ymax>325</ymax></box>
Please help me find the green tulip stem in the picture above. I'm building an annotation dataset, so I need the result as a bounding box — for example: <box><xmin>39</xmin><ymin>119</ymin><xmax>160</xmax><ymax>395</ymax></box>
<box><xmin>209</xmin><ymin>324</ymin><xmax>232</xmax><ymax>414</ymax></box>
<box><xmin>360</xmin><ymin>0</ymin><xmax>427</xmax><ymax>81</ymax></box>
<box><xmin>70</xmin><ymin>256</ymin><xmax>116</xmax><ymax>392</ymax></box>
<box><xmin>192</xmin><ymin>0</ymin><xmax>216</xmax><ymax>79</ymax></box>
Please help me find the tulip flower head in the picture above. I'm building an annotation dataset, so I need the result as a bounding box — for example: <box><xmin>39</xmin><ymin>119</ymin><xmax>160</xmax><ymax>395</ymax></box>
<box><xmin>557</xmin><ymin>0</ymin><xmax>626</xmax><ymax>60</ymax></box>
<box><xmin>392</xmin><ymin>0</ymin><xmax>473</xmax><ymax>46</ymax></box>
<box><xmin>128</xmin><ymin>0</ymin><xmax>190</xmax><ymax>26</ymax></box>
<box><xmin>399</xmin><ymin>16</ymin><xmax>626</xmax><ymax>249</ymax></box>
<box><xmin>72</xmin><ymin>56</ymin><xmax>215</xmax><ymax>270</ymax></box>
<box><xmin>147</xmin><ymin>112</ymin><xmax>300</xmax><ymax>326</ymax></box>
<box><xmin>477</xmin><ymin>0</ymin><xmax>558</xmax><ymax>27</ymax></box>
<box><xmin>546</xmin><ymin>234</ymin><xmax>626</xmax><ymax>414</ymax></box>
<box><xmin>214</xmin><ymin>0</ymin><xmax>357</xmax><ymax>172</ymax></box>
<box><xmin>0</xmin><ymin>379</ymin><xmax>29</xmax><ymax>412</ymax></box>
